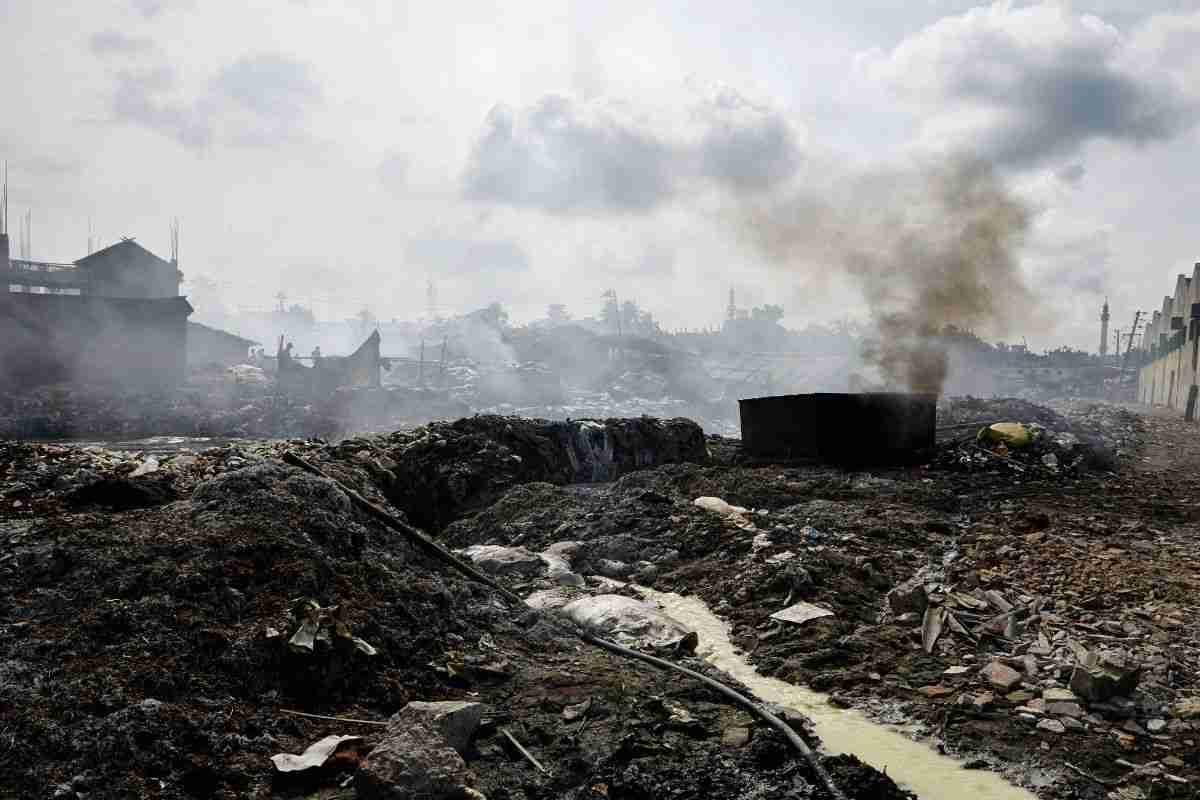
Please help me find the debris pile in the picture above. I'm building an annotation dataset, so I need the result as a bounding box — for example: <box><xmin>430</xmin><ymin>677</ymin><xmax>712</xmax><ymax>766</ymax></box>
<box><xmin>933</xmin><ymin>397</ymin><xmax>1142</xmax><ymax>475</ymax></box>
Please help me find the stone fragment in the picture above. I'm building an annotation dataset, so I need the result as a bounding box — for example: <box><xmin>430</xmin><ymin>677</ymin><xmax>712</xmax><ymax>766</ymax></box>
<box><xmin>1069</xmin><ymin>652</ymin><xmax>1140</xmax><ymax>702</ymax></box>
<box><xmin>1060</xmin><ymin>717</ymin><xmax>1084</xmax><ymax>732</ymax></box>
<box><xmin>1007</xmin><ymin>690</ymin><xmax>1035</xmax><ymax>704</ymax></box>
<box><xmin>1146</xmin><ymin>718</ymin><xmax>1167</xmax><ymax>733</ymax></box>
<box><xmin>887</xmin><ymin>576</ymin><xmax>929</xmax><ymax>617</ymax></box>
<box><xmin>392</xmin><ymin>701</ymin><xmax>484</xmax><ymax>756</ymax></box>
<box><xmin>357</xmin><ymin>719</ymin><xmax>477</xmax><ymax>800</ymax></box>
<box><xmin>918</xmin><ymin>685</ymin><xmax>955</xmax><ymax>699</ymax></box>
<box><xmin>972</xmin><ymin>692</ymin><xmax>994</xmax><ymax>711</ymax></box>
<box><xmin>722</xmin><ymin>727</ymin><xmax>751</xmax><ymax>747</ymax></box>
<box><xmin>984</xmin><ymin>590</ymin><xmax>1012</xmax><ymax>613</ymax></box>
<box><xmin>943</xmin><ymin>666</ymin><xmax>971</xmax><ymax>677</ymax></box>
<box><xmin>1171</xmin><ymin>698</ymin><xmax>1200</xmax><ymax>720</ymax></box>
<box><xmin>1121</xmin><ymin>720</ymin><xmax>1146</xmax><ymax>736</ymax></box>
<box><xmin>1022</xmin><ymin>654</ymin><xmax>1038</xmax><ymax>676</ymax></box>
<box><xmin>1037</xmin><ymin>719</ymin><xmax>1066</xmax><ymax>734</ymax></box>
<box><xmin>1045</xmin><ymin>702</ymin><xmax>1084</xmax><ymax>718</ymax></box>
<box><xmin>1043</xmin><ymin>688</ymin><xmax>1078</xmax><ymax>703</ymax></box>
<box><xmin>981</xmin><ymin>660</ymin><xmax>1022</xmax><ymax>692</ymax></box>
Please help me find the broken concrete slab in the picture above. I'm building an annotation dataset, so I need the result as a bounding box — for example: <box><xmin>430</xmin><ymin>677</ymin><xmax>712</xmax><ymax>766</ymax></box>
<box><xmin>887</xmin><ymin>575</ymin><xmax>929</xmax><ymax>617</ymax></box>
<box><xmin>357</xmin><ymin>719</ymin><xmax>478</xmax><ymax>800</ymax></box>
<box><xmin>392</xmin><ymin>701</ymin><xmax>484</xmax><ymax>756</ymax></box>
<box><xmin>1069</xmin><ymin>653</ymin><xmax>1140</xmax><ymax>703</ymax></box>
<box><xmin>980</xmin><ymin>660</ymin><xmax>1022</xmax><ymax>692</ymax></box>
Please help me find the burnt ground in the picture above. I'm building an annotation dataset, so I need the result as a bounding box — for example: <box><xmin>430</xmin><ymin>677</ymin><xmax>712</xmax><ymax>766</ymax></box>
<box><xmin>439</xmin><ymin>406</ymin><xmax>1198</xmax><ymax>799</ymax></box>
<box><xmin>0</xmin><ymin>405</ymin><xmax>1196</xmax><ymax>799</ymax></box>
<box><xmin>0</xmin><ymin>417</ymin><xmax>905</xmax><ymax>800</ymax></box>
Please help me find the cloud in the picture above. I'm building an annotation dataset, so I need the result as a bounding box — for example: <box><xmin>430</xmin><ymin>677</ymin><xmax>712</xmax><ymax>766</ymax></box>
<box><xmin>462</xmin><ymin>87</ymin><xmax>802</xmax><ymax>215</ymax></box>
<box><xmin>864</xmin><ymin>3</ymin><xmax>1199</xmax><ymax>168</ymax></box>
<box><xmin>406</xmin><ymin>236</ymin><xmax>531</xmax><ymax>276</ymax></box>
<box><xmin>107</xmin><ymin>53</ymin><xmax>320</xmax><ymax>150</ymax></box>
<box><xmin>90</xmin><ymin>31</ymin><xmax>154</xmax><ymax>56</ymax></box>
<box><xmin>695</xmin><ymin>87</ymin><xmax>801</xmax><ymax>192</ymax></box>
<box><xmin>463</xmin><ymin>96</ymin><xmax>677</xmax><ymax>215</ymax></box>
<box><xmin>112</xmin><ymin>67</ymin><xmax>213</xmax><ymax>149</ymax></box>
<box><xmin>213</xmin><ymin>54</ymin><xmax>320</xmax><ymax>122</ymax></box>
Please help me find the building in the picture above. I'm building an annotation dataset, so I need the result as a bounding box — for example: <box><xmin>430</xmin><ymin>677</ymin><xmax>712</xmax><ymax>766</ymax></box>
<box><xmin>0</xmin><ymin>290</ymin><xmax>192</xmax><ymax>390</ymax></box>
<box><xmin>1136</xmin><ymin>263</ymin><xmax>1200</xmax><ymax>412</ymax></box>
<box><xmin>1</xmin><ymin>237</ymin><xmax>182</xmax><ymax>297</ymax></box>
<box><xmin>187</xmin><ymin>321</ymin><xmax>258</xmax><ymax>368</ymax></box>
<box><xmin>0</xmin><ymin>230</ymin><xmax>193</xmax><ymax>391</ymax></box>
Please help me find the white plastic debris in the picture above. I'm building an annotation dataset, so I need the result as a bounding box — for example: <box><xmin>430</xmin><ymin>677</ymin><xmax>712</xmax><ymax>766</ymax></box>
<box><xmin>270</xmin><ymin>735</ymin><xmax>363</xmax><ymax>773</ymax></box>
<box><xmin>130</xmin><ymin>456</ymin><xmax>160</xmax><ymax>477</ymax></box>
<box><xmin>561</xmin><ymin>594</ymin><xmax>693</xmax><ymax>649</ymax></box>
<box><xmin>692</xmin><ymin>496</ymin><xmax>756</xmax><ymax>530</ymax></box>
<box><xmin>769</xmin><ymin>601</ymin><xmax>834</xmax><ymax>626</ymax></box>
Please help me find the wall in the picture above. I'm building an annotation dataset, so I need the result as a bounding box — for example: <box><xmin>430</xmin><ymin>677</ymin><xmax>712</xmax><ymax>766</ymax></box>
<box><xmin>0</xmin><ymin>293</ymin><xmax>193</xmax><ymax>391</ymax></box>
<box><xmin>186</xmin><ymin>321</ymin><xmax>255</xmax><ymax>368</ymax></box>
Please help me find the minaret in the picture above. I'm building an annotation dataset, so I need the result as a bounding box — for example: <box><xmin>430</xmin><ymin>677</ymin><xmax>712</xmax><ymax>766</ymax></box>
<box><xmin>1100</xmin><ymin>298</ymin><xmax>1110</xmax><ymax>357</ymax></box>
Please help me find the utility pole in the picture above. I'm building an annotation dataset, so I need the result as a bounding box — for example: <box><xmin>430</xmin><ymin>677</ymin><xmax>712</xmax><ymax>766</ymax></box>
<box><xmin>1118</xmin><ymin>310</ymin><xmax>1144</xmax><ymax>390</ymax></box>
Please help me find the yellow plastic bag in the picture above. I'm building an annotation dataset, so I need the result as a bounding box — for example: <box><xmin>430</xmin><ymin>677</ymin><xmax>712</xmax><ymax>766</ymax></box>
<box><xmin>977</xmin><ymin>422</ymin><xmax>1032</xmax><ymax>449</ymax></box>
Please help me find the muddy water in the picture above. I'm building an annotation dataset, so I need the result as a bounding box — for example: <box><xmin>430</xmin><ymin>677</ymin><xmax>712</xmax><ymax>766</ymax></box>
<box><xmin>638</xmin><ymin>587</ymin><xmax>1039</xmax><ymax>800</ymax></box>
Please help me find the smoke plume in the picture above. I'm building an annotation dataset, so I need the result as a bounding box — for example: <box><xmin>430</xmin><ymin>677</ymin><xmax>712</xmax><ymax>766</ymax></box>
<box><xmin>735</xmin><ymin>157</ymin><xmax>1036</xmax><ymax>394</ymax></box>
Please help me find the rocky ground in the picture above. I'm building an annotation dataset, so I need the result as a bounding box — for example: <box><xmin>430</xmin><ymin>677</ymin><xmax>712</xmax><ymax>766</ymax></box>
<box><xmin>0</xmin><ymin>400</ymin><xmax>1195</xmax><ymax>799</ymax></box>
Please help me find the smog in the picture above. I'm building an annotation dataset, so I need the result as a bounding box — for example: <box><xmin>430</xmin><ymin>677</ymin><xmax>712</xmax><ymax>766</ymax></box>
<box><xmin>733</xmin><ymin>158</ymin><xmax>1038</xmax><ymax>395</ymax></box>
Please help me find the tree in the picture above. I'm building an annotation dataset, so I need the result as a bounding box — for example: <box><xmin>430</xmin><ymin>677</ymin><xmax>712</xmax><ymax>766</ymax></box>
<box><xmin>750</xmin><ymin>304</ymin><xmax>785</xmax><ymax>324</ymax></box>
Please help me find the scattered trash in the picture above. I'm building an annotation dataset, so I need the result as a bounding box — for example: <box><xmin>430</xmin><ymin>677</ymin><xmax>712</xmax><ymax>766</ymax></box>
<box><xmin>770</xmin><ymin>601</ymin><xmax>834</xmax><ymax>626</ymax></box>
<box><xmin>287</xmin><ymin>599</ymin><xmax>378</xmax><ymax>657</ymax></box>
<box><xmin>270</xmin><ymin>735</ymin><xmax>363</xmax><ymax>773</ymax></box>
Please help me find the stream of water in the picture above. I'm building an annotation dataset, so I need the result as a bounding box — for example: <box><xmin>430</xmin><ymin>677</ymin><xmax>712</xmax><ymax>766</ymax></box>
<box><xmin>637</xmin><ymin>587</ymin><xmax>1042</xmax><ymax>800</ymax></box>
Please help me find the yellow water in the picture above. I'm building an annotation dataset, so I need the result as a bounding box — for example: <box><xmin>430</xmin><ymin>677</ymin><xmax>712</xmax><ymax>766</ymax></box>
<box><xmin>638</xmin><ymin>587</ymin><xmax>1039</xmax><ymax>800</ymax></box>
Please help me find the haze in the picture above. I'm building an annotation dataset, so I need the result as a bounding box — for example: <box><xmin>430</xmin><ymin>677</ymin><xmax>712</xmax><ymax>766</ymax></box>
<box><xmin>3</xmin><ymin>0</ymin><xmax>1199</xmax><ymax>350</ymax></box>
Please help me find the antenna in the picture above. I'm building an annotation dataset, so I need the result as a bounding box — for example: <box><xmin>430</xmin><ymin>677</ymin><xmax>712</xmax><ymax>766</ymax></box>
<box><xmin>169</xmin><ymin>217</ymin><xmax>180</xmax><ymax>264</ymax></box>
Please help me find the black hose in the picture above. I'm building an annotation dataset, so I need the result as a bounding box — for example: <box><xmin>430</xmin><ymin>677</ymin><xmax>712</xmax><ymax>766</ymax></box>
<box><xmin>281</xmin><ymin>452</ymin><xmax>848</xmax><ymax>800</ymax></box>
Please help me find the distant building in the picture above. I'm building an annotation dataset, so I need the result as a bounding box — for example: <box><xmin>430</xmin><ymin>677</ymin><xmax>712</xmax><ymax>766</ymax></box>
<box><xmin>1137</xmin><ymin>262</ymin><xmax>1200</xmax><ymax>410</ymax></box>
<box><xmin>187</xmin><ymin>322</ymin><xmax>258</xmax><ymax>368</ymax></box>
<box><xmin>0</xmin><ymin>231</ymin><xmax>193</xmax><ymax>391</ymax></box>
<box><xmin>75</xmin><ymin>239</ymin><xmax>183</xmax><ymax>298</ymax></box>
<box><xmin>1</xmin><ymin>238</ymin><xmax>182</xmax><ymax>297</ymax></box>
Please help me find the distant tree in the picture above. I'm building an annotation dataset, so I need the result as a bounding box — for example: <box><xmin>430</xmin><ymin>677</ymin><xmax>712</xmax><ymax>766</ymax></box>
<box><xmin>750</xmin><ymin>304</ymin><xmax>785</xmax><ymax>324</ymax></box>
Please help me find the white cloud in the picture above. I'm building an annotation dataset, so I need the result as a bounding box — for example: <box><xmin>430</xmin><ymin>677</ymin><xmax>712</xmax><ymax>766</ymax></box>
<box><xmin>862</xmin><ymin>3</ymin><xmax>1200</xmax><ymax>168</ymax></box>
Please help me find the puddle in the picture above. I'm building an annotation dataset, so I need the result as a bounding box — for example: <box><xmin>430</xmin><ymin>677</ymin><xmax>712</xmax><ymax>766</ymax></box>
<box><xmin>637</xmin><ymin>587</ymin><xmax>1039</xmax><ymax>800</ymax></box>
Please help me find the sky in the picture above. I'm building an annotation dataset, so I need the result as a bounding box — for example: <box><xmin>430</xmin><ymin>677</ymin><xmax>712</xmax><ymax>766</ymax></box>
<box><xmin>2</xmin><ymin>0</ymin><xmax>1200</xmax><ymax>351</ymax></box>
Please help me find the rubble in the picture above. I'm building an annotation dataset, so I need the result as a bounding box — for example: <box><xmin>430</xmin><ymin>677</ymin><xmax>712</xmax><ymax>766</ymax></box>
<box><xmin>3</xmin><ymin>395</ymin><xmax>1197</xmax><ymax>799</ymax></box>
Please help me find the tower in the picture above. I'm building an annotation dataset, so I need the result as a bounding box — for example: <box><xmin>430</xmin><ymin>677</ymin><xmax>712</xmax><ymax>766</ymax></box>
<box><xmin>727</xmin><ymin>287</ymin><xmax>736</xmax><ymax>321</ymax></box>
<box><xmin>1100</xmin><ymin>298</ymin><xmax>1111</xmax><ymax>357</ymax></box>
